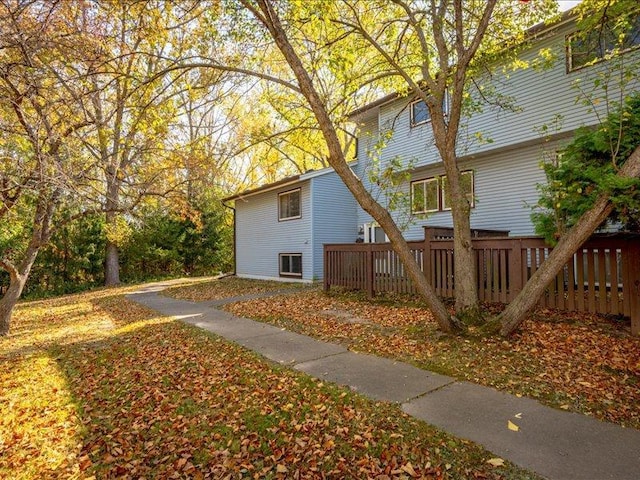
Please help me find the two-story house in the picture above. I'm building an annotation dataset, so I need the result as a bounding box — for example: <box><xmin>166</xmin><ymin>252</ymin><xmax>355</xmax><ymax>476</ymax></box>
<box><xmin>223</xmin><ymin>9</ymin><xmax>639</xmax><ymax>282</ymax></box>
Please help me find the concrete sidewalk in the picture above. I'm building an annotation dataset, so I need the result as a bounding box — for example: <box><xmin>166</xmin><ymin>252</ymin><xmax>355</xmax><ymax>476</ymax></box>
<box><xmin>128</xmin><ymin>284</ymin><xmax>640</xmax><ymax>480</ymax></box>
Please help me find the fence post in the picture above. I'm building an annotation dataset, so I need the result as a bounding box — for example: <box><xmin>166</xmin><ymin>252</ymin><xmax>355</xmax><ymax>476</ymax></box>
<box><xmin>424</xmin><ymin>229</ymin><xmax>432</xmax><ymax>286</ymax></box>
<box><xmin>366</xmin><ymin>243</ymin><xmax>374</xmax><ymax>298</ymax></box>
<box><xmin>628</xmin><ymin>240</ymin><xmax>640</xmax><ymax>336</ymax></box>
<box><xmin>324</xmin><ymin>245</ymin><xmax>330</xmax><ymax>292</ymax></box>
<box><xmin>508</xmin><ymin>238</ymin><xmax>524</xmax><ymax>301</ymax></box>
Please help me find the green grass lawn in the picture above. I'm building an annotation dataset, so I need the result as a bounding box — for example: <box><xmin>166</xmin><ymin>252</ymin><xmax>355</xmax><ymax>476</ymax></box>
<box><xmin>0</xmin><ymin>283</ymin><xmax>538</xmax><ymax>479</ymax></box>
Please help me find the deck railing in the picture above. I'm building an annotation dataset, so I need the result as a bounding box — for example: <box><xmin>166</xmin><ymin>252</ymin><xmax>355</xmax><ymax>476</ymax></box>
<box><xmin>324</xmin><ymin>227</ymin><xmax>640</xmax><ymax>334</ymax></box>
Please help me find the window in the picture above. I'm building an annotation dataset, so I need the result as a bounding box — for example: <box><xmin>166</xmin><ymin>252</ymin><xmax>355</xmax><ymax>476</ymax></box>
<box><xmin>411</xmin><ymin>178</ymin><xmax>440</xmax><ymax>213</ymax></box>
<box><xmin>278</xmin><ymin>188</ymin><xmax>301</xmax><ymax>220</ymax></box>
<box><xmin>410</xmin><ymin>93</ymin><xmax>449</xmax><ymax>127</ymax></box>
<box><xmin>567</xmin><ymin>13</ymin><xmax>640</xmax><ymax>71</ymax></box>
<box><xmin>442</xmin><ymin>170</ymin><xmax>474</xmax><ymax>210</ymax></box>
<box><xmin>411</xmin><ymin>170</ymin><xmax>474</xmax><ymax>214</ymax></box>
<box><xmin>410</xmin><ymin>100</ymin><xmax>430</xmax><ymax>126</ymax></box>
<box><xmin>279</xmin><ymin>253</ymin><xmax>302</xmax><ymax>277</ymax></box>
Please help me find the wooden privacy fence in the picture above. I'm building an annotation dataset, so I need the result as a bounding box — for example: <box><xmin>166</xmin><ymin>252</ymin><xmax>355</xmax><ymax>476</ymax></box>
<box><xmin>324</xmin><ymin>227</ymin><xmax>640</xmax><ymax>334</ymax></box>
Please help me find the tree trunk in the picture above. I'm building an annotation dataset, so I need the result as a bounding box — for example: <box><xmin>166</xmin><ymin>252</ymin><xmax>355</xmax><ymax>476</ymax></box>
<box><xmin>104</xmin><ymin>240</ymin><xmax>120</xmax><ymax>286</ymax></box>
<box><xmin>0</xmin><ymin>274</ymin><xmax>27</xmax><ymax>336</ymax></box>
<box><xmin>498</xmin><ymin>144</ymin><xmax>640</xmax><ymax>336</ymax></box>
<box><xmin>0</xmin><ymin>204</ymin><xmax>51</xmax><ymax>336</ymax></box>
<box><xmin>248</xmin><ymin>0</ymin><xmax>465</xmax><ymax>333</ymax></box>
<box><xmin>442</xmin><ymin>157</ymin><xmax>478</xmax><ymax>315</ymax></box>
<box><xmin>104</xmin><ymin>168</ymin><xmax>121</xmax><ymax>286</ymax></box>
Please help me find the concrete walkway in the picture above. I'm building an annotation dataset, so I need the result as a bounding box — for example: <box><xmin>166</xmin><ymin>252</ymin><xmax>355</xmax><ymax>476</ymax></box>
<box><xmin>128</xmin><ymin>283</ymin><xmax>640</xmax><ymax>480</ymax></box>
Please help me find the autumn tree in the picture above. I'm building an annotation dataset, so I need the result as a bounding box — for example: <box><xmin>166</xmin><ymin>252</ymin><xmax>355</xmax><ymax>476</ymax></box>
<box><xmin>497</xmin><ymin>0</ymin><xmax>640</xmax><ymax>335</ymax></box>
<box><xmin>0</xmin><ymin>0</ymin><xmax>96</xmax><ymax>334</ymax></box>
<box><xmin>69</xmin><ymin>1</ymin><xmax>213</xmax><ymax>286</ymax></box>
<box><xmin>331</xmin><ymin>0</ymin><xmax>557</xmax><ymax>318</ymax></box>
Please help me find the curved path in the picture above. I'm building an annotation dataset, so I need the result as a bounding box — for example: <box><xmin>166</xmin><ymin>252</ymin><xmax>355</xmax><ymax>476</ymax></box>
<box><xmin>128</xmin><ymin>282</ymin><xmax>640</xmax><ymax>480</ymax></box>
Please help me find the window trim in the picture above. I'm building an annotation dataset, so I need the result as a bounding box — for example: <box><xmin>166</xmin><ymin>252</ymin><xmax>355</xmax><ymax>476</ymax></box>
<box><xmin>566</xmin><ymin>13</ymin><xmax>640</xmax><ymax>73</ymax></box>
<box><xmin>411</xmin><ymin>170</ymin><xmax>475</xmax><ymax>214</ymax></box>
<box><xmin>411</xmin><ymin>177</ymin><xmax>440</xmax><ymax>214</ymax></box>
<box><xmin>442</xmin><ymin>170</ymin><xmax>475</xmax><ymax>211</ymax></box>
<box><xmin>410</xmin><ymin>99</ymin><xmax>430</xmax><ymax>127</ymax></box>
<box><xmin>278</xmin><ymin>188</ymin><xmax>301</xmax><ymax>221</ymax></box>
<box><xmin>279</xmin><ymin>253</ymin><xmax>302</xmax><ymax>278</ymax></box>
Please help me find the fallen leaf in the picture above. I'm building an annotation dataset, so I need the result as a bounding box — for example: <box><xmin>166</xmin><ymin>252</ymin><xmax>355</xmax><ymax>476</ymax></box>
<box><xmin>508</xmin><ymin>420</ymin><xmax>519</xmax><ymax>432</ymax></box>
<box><xmin>487</xmin><ymin>457</ymin><xmax>505</xmax><ymax>467</ymax></box>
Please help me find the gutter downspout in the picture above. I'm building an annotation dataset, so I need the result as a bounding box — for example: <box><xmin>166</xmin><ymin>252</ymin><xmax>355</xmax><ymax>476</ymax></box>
<box><xmin>221</xmin><ymin>200</ymin><xmax>236</xmax><ymax>276</ymax></box>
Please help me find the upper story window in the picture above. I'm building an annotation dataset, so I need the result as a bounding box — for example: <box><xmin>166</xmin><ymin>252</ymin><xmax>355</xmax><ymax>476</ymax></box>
<box><xmin>278</xmin><ymin>188</ymin><xmax>301</xmax><ymax>220</ymax></box>
<box><xmin>410</xmin><ymin>100</ymin><xmax>430</xmax><ymax>126</ymax></box>
<box><xmin>567</xmin><ymin>13</ymin><xmax>640</xmax><ymax>72</ymax></box>
<box><xmin>410</xmin><ymin>93</ymin><xmax>449</xmax><ymax>127</ymax></box>
<box><xmin>411</xmin><ymin>177</ymin><xmax>440</xmax><ymax>213</ymax></box>
<box><xmin>411</xmin><ymin>170</ymin><xmax>474</xmax><ymax>214</ymax></box>
<box><xmin>442</xmin><ymin>170</ymin><xmax>474</xmax><ymax>211</ymax></box>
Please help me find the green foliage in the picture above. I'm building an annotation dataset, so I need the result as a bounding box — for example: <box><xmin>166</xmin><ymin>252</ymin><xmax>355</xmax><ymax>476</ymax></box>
<box><xmin>11</xmin><ymin>202</ymin><xmax>233</xmax><ymax>299</ymax></box>
<box><xmin>532</xmin><ymin>94</ymin><xmax>640</xmax><ymax>244</ymax></box>
<box><xmin>120</xmin><ymin>203</ymin><xmax>232</xmax><ymax>283</ymax></box>
<box><xmin>24</xmin><ymin>215</ymin><xmax>106</xmax><ymax>297</ymax></box>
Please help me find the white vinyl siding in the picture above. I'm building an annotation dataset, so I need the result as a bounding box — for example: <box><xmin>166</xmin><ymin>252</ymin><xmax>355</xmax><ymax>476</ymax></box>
<box><xmin>366</xmin><ymin>21</ymin><xmax>639</xmax><ymax>174</ymax></box>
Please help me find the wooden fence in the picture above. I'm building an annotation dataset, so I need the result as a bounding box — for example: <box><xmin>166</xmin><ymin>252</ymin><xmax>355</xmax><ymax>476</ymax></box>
<box><xmin>324</xmin><ymin>227</ymin><xmax>640</xmax><ymax>335</ymax></box>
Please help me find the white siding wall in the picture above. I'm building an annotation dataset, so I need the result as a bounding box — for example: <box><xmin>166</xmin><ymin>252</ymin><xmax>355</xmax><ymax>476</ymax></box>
<box><xmin>311</xmin><ymin>172</ymin><xmax>358</xmax><ymax>279</ymax></box>
<box><xmin>235</xmin><ymin>181</ymin><xmax>313</xmax><ymax>281</ymax></box>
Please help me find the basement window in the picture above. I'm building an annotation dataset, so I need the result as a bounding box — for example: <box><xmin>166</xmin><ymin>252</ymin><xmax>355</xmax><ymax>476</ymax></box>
<box><xmin>279</xmin><ymin>253</ymin><xmax>302</xmax><ymax>277</ymax></box>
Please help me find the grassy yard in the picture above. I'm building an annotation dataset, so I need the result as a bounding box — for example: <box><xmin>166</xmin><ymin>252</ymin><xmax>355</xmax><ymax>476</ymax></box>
<box><xmin>185</xmin><ymin>279</ymin><xmax>640</xmax><ymax>430</ymax></box>
<box><xmin>0</xmin><ymin>282</ymin><xmax>539</xmax><ymax>479</ymax></box>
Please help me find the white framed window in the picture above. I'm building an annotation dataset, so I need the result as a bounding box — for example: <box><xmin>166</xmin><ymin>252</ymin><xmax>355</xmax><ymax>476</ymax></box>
<box><xmin>362</xmin><ymin>223</ymin><xmax>388</xmax><ymax>243</ymax></box>
<box><xmin>442</xmin><ymin>170</ymin><xmax>475</xmax><ymax>211</ymax></box>
<box><xmin>567</xmin><ymin>13</ymin><xmax>640</xmax><ymax>72</ymax></box>
<box><xmin>410</xmin><ymin>99</ymin><xmax>430</xmax><ymax>126</ymax></box>
<box><xmin>279</xmin><ymin>253</ymin><xmax>302</xmax><ymax>277</ymax></box>
<box><xmin>278</xmin><ymin>188</ymin><xmax>301</xmax><ymax>221</ymax></box>
<box><xmin>411</xmin><ymin>177</ymin><xmax>440</xmax><ymax>213</ymax></box>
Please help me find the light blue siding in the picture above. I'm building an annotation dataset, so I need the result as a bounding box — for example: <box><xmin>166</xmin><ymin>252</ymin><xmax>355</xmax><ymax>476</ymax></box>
<box><xmin>357</xmin><ymin>21</ymin><xmax>639</xmax><ymax>173</ymax></box>
<box><xmin>399</xmin><ymin>140</ymin><xmax>565</xmax><ymax>238</ymax></box>
<box><xmin>235</xmin><ymin>181</ymin><xmax>313</xmax><ymax>281</ymax></box>
<box><xmin>311</xmin><ymin>172</ymin><xmax>358</xmax><ymax>279</ymax></box>
<box><xmin>350</xmin><ymin>19</ymin><xmax>638</xmax><ymax>237</ymax></box>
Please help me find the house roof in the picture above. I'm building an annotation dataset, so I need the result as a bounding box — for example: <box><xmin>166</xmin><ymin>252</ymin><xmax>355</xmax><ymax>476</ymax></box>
<box><xmin>221</xmin><ymin>174</ymin><xmax>301</xmax><ymax>203</ymax></box>
<box><xmin>222</xmin><ymin>162</ymin><xmax>355</xmax><ymax>203</ymax></box>
<box><xmin>347</xmin><ymin>8</ymin><xmax>577</xmax><ymax>120</ymax></box>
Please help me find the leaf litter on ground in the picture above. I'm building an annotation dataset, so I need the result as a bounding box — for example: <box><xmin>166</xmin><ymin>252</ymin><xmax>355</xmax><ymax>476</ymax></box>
<box><xmin>1</xmin><ymin>282</ymin><xmax>541</xmax><ymax>479</ymax></box>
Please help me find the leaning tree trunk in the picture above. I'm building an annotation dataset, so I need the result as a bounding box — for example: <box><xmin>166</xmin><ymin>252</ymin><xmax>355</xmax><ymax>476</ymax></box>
<box><xmin>248</xmin><ymin>0</ymin><xmax>465</xmax><ymax>333</ymax></box>
<box><xmin>0</xmin><ymin>193</ymin><xmax>56</xmax><ymax>335</ymax></box>
<box><xmin>498</xmin><ymin>144</ymin><xmax>640</xmax><ymax>336</ymax></box>
<box><xmin>0</xmin><ymin>272</ymin><xmax>28</xmax><ymax>336</ymax></box>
